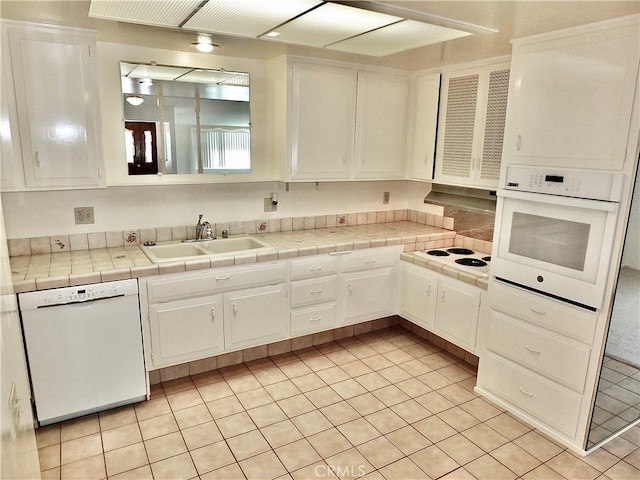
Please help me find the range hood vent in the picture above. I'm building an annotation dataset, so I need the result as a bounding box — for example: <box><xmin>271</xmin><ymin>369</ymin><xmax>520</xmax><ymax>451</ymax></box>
<box><xmin>424</xmin><ymin>184</ymin><xmax>496</xmax><ymax>215</ymax></box>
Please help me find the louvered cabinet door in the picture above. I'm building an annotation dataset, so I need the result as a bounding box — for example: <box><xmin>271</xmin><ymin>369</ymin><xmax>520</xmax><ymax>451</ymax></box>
<box><xmin>435</xmin><ymin>62</ymin><xmax>510</xmax><ymax>188</ymax></box>
<box><xmin>477</xmin><ymin>68</ymin><xmax>510</xmax><ymax>187</ymax></box>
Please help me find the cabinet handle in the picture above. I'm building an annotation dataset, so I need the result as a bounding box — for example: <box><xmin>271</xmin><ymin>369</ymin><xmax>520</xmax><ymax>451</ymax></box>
<box><xmin>310</xmin><ymin>316</ymin><xmax>322</xmax><ymax>322</ymax></box>
<box><xmin>309</xmin><ymin>266</ymin><xmax>322</xmax><ymax>272</ymax></box>
<box><xmin>529</xmin><ymin>308</ymin><xmax>546</xmax><ymax>315</ymax></box>
<box><xmin>215</xmin><ymin>275</ymin><xmax>230</xmax><ymax>281</ymax></box>
<box><xmin>342</xmin><ymin>155</ymin><xmax>346</xmax><ymax>166</ymax></box>
<box><xmin>516</xmin><ymin>135</ymin><xmax>522</xmax><ymax>151</ymax></box>
<box><xmin>440</xmin><ymin>290</ymin><xmax>446</xmax><ymax>301</ymax></box>
<box><xmin>518</xmin><ymin>387</ymin><xmax>534</xmax><ymax>397</ymax></box>
<box><xmin>365</xmin><ymin>259</ymin><xmax>376</xmax><ymax>264</ymax></box>
<box><xmin>426</xmin><ymin>285</ymin><xmax>431</xmax><ymax>296</ymax></box>
<box><xmin>424</xmin><ymin>154</ymin><xmax>428</xmax><ymax>166</ymax></box>
<box><xmin>211</xmin><ymin>308</ymin><xmax>215</xmax><ymax>322</ymax></box>
<box><xmin>348</xmin><ymin>283</ymin><xmax>353</xmax><ymax>296</ymax></box>
<box><xmin>35</xmin><ymin>151</ymin><xmax>40</xmax><ymax>167</ymax></box>
<box><xmin>309</xmin><ymin>289</ymin><xmax>323</xmax><ymax>294</ymax></box>
<box><xmin>233</xmin><ymin>303</ymin><xmax>237</xmax><ymax>317</ymax></box>
<box><xmin>525</xmin><ymin>345</ymin><xmax>541</xmax><ymax>354</ymax></box>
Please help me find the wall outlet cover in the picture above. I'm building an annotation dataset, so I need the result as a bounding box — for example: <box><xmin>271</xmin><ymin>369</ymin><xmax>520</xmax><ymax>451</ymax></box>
<box><xmin>264</xmin><ymin>198</ymin><xmax>277</xmax><ymax>212</ymax></box>
<box><xmin>383</xmin><ymin>192</ymin><xmax>390</xmax><ymax>204</ymax></box>
<box><xmin>74</xmin><ymin>207</ymin><xmax>95</xmax><ymax>224</ymax></box>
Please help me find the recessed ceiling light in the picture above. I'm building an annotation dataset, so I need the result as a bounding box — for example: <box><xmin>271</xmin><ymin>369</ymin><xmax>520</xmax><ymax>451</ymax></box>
<box><xmin>265</xmin><ymin>31</ymin><xmax>280</xmax><ymax>38</ymax></box>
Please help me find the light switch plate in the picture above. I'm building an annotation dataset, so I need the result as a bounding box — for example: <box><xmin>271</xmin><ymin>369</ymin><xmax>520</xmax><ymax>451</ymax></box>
<box><xmin>383</xmin><ymin>192</ymin><xmax>390</xmax><ymax>204</ymax></box>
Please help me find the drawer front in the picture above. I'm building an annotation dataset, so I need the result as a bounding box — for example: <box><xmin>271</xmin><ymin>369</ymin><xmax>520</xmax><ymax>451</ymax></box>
<box><xmin>290</xmin><ymin>256</ymin><xmax>338</xmax><ymax>281</ymax></box>
<box><xmin>146</xmin><ymin>263</ymin><xmax>287</xmax><ymax>303</ymax></box>
<box><xmin>291</xmin><ymin>303</ymin><xmax>337</xmax><ymax>336</ymax></box>
<box><xmin>290</xmin><ymin>276</ymin><xmax>338</xmax><ymax>308</ymax></box>
<box><xmin>486</xmin><ymin>311</ymin><xmax>591</xmax><ymax>392</ymax></box>
<box><xmin>340</xmin><ymin>247</ymin><xmax>399</xmax><ymax>272</ymax></box>
<box><xmin>490</xmin><ymin>280</ymin><xmax>597</xmax><ymax>344</ymax></box>
<box><xmin>480</xmin><ymin>353</ymin><xmax>582</xmax><ymax>438</ymax></box>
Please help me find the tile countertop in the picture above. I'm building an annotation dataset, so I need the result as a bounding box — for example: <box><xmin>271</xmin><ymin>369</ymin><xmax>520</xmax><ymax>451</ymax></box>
<box><xmin>9</xmin><ymin>221</ymin><xmax>491</xmax><ymax>293</ymax></box>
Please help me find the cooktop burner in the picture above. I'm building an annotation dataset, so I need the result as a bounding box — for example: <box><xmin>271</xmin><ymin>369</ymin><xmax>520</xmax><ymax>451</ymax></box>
<box><xmin>455</xmin><ymin>258</ymin><xmax>488</xmax><ymax>267</ymax></box>
<box><xmin>482</xmin><ymin>256</ymin><xmax>491</xmax><ymax>262</ymax></box>
<box><xmin>447</xmin><ymin>248</ymin><xmax>475</xmax><ymax>255</ymax></box>
<box><xmin>425</xmin><ymin>249</ymin><xmax>450</xmax><ymax>256</ymax></box>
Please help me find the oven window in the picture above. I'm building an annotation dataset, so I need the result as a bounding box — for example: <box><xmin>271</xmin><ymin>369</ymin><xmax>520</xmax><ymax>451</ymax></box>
<box><xmin>508</xmin><ymin>212</ymin><xmax>590</xmax><ymax>271</ymax></box>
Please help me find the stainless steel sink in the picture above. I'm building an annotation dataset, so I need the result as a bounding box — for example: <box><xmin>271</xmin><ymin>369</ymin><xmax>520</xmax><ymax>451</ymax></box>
<box><xmin>140</xmin><ymin>237</ymin><xmax>274</xmax><ymax>263</ymax></box>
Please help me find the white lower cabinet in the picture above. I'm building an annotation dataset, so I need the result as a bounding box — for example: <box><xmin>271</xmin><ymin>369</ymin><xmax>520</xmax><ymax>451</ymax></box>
<box><xmin>399</xmin><ymin>262</ymin><xmax>482</xmax><ymax>353</ymax></box>
<box><xmin>476</xmin><ymin>280</ymin><xmax>595</xmax><ymax>448</ymax></box>
<box><xmin>434</xmin><ymin>277</ymin><xmax>481</xmax><ymax>352</ymax></box>
<box><xmin>224</xmin><ymin>284</ymin><xmax>288</xmax><ymax>351</ymax></box>
<box><xmin>340</xmin><ymin>268</ymin><xmax>396</xmax><ymax>325</ymax></box>
<box><xmin>148</xmin><ymin>296</ymin><xmax>224</xmax><ymax>368</ymax></box>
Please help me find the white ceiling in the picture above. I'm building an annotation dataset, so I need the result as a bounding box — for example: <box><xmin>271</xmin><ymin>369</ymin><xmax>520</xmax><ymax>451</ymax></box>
<box><xmin>1</xmin><ymin>1</ymin><xmax>638</xmax><ymax>69</ymax></box>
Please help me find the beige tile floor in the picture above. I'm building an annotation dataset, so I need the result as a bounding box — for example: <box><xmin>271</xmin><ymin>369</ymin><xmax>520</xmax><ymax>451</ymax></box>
<box><xmin>36</xmin><ymin>327</ymin><xmax>640</xmax><ymax>480</ymax></box>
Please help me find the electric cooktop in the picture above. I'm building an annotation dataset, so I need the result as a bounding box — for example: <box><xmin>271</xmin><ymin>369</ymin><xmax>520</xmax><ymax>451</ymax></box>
<box><xmin>413</xmin><ymin>247</ymin><xmax>491</xmax><ymax>277</ymax></box>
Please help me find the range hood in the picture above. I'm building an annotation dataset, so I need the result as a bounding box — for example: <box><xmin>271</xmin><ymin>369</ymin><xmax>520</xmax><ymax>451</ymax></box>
<box><xmin>424</xmin><ymin>184</ymin><xmax>496</xmax><ymax>215</ymax></box>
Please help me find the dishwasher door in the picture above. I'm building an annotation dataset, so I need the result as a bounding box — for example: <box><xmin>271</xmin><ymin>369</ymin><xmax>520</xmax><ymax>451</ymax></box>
<box><xmin>19</xmin><ymin>280</ymin><xmax>147</xmax><ymax>425</ymax></box>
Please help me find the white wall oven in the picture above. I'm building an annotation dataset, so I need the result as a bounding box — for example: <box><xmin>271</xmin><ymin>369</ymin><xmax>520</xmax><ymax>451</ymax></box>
<box><xmin>492</xmin><ymin>166</ymin><xmax>624</xmax><ymax>311</ymax></box>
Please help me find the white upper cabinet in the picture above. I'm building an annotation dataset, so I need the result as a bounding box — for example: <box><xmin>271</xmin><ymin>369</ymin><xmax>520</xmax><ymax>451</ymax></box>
<box><xmin>503</xmin><ymin>15</ymin><xmax>639</xmax><ymax>171</ymax></box>
<box><xmin>434</xmin><ymin>61</ymin><xmax>510</xmax><ymax>188</ymax></box>
<box><xmin>290</xmin><ymin>62</ymin><xmax>356</xmax><ymax>179</ymax></box>
<box><xmin>354</xmin><ymin>70</ymin><xmax>409</xmax><ymax>179</ymax></box>
<box><xmin>407</xmin><ymin>73</ymin><xmax>440</xmax><ymax>181</ymax></box>
<box><xmin>1</xmin><ymin>21</ymin><xmax>104</xmax><ymax>190</ymax></box>
<box><xmin>285</xmin><ymin>59</ymin><xmax>409</xmax><ymax>181</ymax></box>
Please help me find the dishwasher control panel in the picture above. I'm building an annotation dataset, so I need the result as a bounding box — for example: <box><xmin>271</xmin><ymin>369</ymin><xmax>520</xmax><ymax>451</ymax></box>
<box><xmin>18</xmin><ymin>279</ymin><xmax>139</xmax><ymax>309</ymax></box>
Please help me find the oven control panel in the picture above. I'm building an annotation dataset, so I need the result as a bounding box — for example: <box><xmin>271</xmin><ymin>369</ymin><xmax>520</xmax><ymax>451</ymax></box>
<box><xmin>503</xmin><ymin>166</ymin><xmax>624</xmax><ymax>201</ymax></box>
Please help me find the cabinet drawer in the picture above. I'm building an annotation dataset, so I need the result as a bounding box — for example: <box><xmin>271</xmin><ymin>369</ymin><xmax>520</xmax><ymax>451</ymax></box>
<box><xmin>290</xmin><ymin>255</ymin><xmax>338</xmax><ymax>281</ymax></box>
<box><xmin>480</xmin><ymin>353</ymin><xmax>582</xmax><ymax>438</ymax></box>
<box><xmin>340</xmin><ymin>247</ymin><xmax>399</xmax><ymax>272</ymax></box>
<box><xmin>146</xmin><ymin>262</ymin><xmax>287</xmax><ymax>304</ymax></box>
<box><xmin>490</xmin><ymin>281</ymin><xmax>597</xmax><ymax>344</ymax></box>
<box><xmin>486</xmin><ymin>311</ymin><xmax>591</xmax><ymax>392</ymax></box>
<box><xmin>291</xmin><ymin>276</ymin><xmax>338</xmax><ymax>308</ymax></box>
<box><xmin>291</xmin><ymin>303</ymin><xmax>338</xmax><ymax>336</ymax></box>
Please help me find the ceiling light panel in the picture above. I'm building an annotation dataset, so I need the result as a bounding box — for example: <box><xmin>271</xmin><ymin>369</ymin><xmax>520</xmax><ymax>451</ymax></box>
<box><xmin>260</xmin><ymin>2</ymin><xmax>401</xmax><ymax>47</ymax></box>
<box><xmin>182</xmin><ymin>0</ymin><xmax>323</xmax><ymax>38</ymax></box>
<box><xmin>328</xmin><ymin>19</ymin><xmax>472</xmax><ymax>57</ymax></box>
<box><xmin>125</xmin><ymin>64</ymin><xmax>193</xmax><ymax>81</ymax></box>
<box><xmin>88</xmin><ymin>0</ymin><xmax>202</xmax><ymax>28</ymax></box>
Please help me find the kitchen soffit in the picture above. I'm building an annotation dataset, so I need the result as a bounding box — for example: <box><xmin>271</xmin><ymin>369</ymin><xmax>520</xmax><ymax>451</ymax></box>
<box><xmin>88</xmin><ymin>0</ymin><xmax>497</xmax><ymax>57</ymax></box>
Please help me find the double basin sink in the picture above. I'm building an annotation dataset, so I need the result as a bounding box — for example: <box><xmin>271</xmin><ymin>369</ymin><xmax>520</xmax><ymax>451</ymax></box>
<box><xmin>140</xmin><ymin>236</ymin><xmax>274</xmax><ymax>263</ymax></box>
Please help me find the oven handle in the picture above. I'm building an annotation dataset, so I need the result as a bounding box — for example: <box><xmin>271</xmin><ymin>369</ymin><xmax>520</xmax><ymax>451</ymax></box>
<box><xmin>497</xmin><ymin>189</ymin><xmax>619</xmax><ymax>212</ymax></box>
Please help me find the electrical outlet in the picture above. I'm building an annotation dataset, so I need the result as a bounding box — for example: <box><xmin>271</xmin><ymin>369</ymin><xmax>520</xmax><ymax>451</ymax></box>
<box><xmin>74</xmin><ymin>207</ymin><xmax>95</xmax><ymax>225</ymax></box>
<box><xmin>264</xmin><ymin>198</ymin><xmax>277</xmax><ymax>212</ymax></box>
<box><xmin>383</xmin><ymin>192</ymin><xmax>390</xmax><ymax>204</ymax></box>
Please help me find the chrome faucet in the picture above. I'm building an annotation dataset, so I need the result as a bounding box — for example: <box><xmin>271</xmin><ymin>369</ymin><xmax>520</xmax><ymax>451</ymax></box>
<box><xmin>195</xmin><ymin>214</ymin><xmax>215</xmax><ymax>241</ymax></box>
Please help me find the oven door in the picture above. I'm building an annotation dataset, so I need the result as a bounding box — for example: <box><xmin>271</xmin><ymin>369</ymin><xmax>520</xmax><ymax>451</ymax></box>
<box><xmin>492</xmin><ymin>189</ymin><xmax>620</xmax><ymax>310</ymax></box>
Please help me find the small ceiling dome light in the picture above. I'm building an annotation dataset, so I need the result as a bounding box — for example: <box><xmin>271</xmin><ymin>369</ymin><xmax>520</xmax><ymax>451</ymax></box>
<box><xmin>126</xmin><ymin>95</ymin><xmax>144</xmax><ymax>106</ymax></box>
<box><xmin>192</xmin><ymin>33</ymin><xmax>219</xmax><ymax>53</ymax></box>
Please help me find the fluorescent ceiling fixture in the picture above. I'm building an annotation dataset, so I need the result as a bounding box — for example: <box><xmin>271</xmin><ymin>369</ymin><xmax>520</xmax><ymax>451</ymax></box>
<box><xmin>182</xmin><ymin>0</ymin><xmax>323</xmax><ymax>37</ymax></box>
<box><xmin>259</xmin><ymin>2</ymin><xmax>401</xmax><ymax>47</ymax></box>
<box><xmin>180</xmin><ymin>70</ymin><xmax>250</xmax><ymax>86</ymax></box>
<box><xmin>328</xmin><ymin>19</ymin><xmax>472</xmax><ymax>57</ymax></box>
<box><xmin>123</xmin><ymin>63</ymin><xmax>192</xmax><ymax>81</ymax></box>
<box><xmin>89</xmin><ymin>0</ymin><xmax>203</xmax><ymax>28</ymax></box>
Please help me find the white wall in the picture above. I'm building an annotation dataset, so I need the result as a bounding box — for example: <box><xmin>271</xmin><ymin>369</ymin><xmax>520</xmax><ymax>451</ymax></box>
<box><xmin>1</xmin><ymin>180</ymin><xmax>437</xmax><ymax>239</ymax></box>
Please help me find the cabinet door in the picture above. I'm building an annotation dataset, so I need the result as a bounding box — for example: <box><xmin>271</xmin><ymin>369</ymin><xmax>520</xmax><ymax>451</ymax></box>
<box><xmin>340</xmin><ymin>267</ymin><xmax>395</xmax><ymax>324</ymax></box>
<box><xmin>148</xmin><ymin>295</ymin><xmax>223</xmax><ymax>368</ymax></box>
<box><xmin>354</xmin><ymin>71</ymin><xmax>409</xmax><ymax>179</ymax></box>
<box><xmin>504</xmin><ymin>19</ymin><xmax>639</xmax><ymax>170</ymax></box>
<box><xmin>6</xmin><ymin>22</ymin><xmax>104</xmax><ymax>189</ymax></box>
<box><xmin>399</xmin><ymin>263</ymin><xmax>437</xmax><ymax>330</ymax></box>
<box><xmin>0</xmin><ymin>63</ymin><xmax>22</xmax><ymax>191</ymax></box>
<box><xmin>290</xmin><ymin>62</ymin><xmax>355</xmax><ymax>179</ymax></box>
<box><xmin>434</xmin><ymin>277</ymin><xmax>481</xmax><ymax>352</ymax></box>
<box><xmin>408</xmin><ymin>73</ymin><xmax>440</xmax><ymax>180</ymax></box>
<box><xmin>224</xmin><ymin>284</ymin><xmax>288</xmax><ymax>351</ymax></box>
<box><xmin>435</xmin><ymin>64</ymin><xmax>509</xmax><ymax>188</ymax></box>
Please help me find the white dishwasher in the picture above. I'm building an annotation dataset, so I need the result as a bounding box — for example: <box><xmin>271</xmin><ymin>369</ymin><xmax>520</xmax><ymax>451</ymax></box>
<box><xmin>18</xmin><ymin>279</ymin><xmax>147</xmax><ymax>426</ymax></box>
